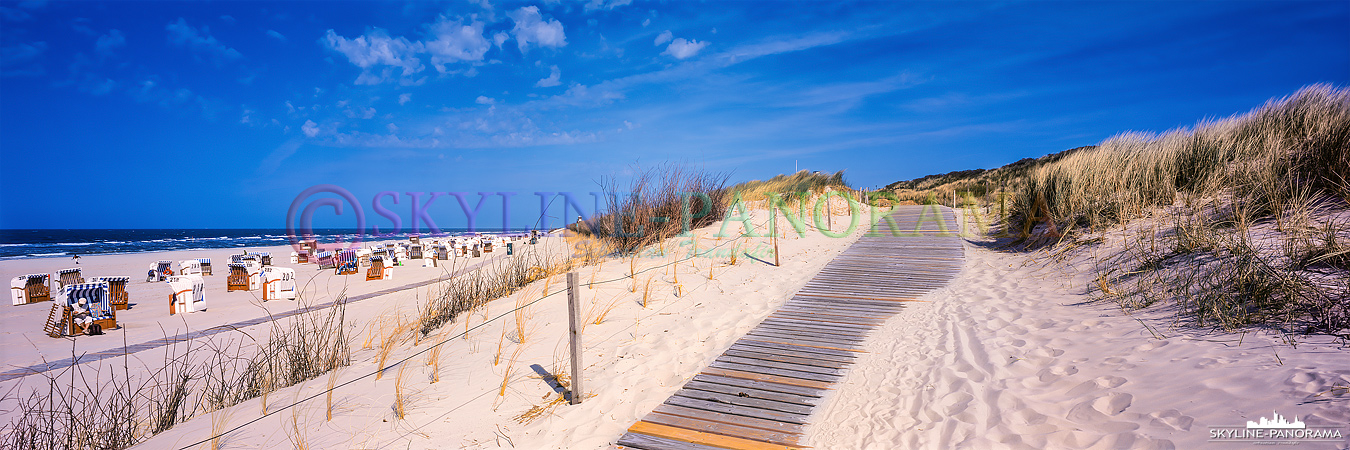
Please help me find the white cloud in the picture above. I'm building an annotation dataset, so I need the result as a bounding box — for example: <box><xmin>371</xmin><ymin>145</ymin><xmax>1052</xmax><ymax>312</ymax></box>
<box><xmin>95</xmin><ymin>29</ymin><xmax>125</xmax><ymax>56</ymax></box>
<box><xmin>323</xmin><ymin>29</ymin><xmax>423</xmax><ymax>76</ymax></box>
<box><xmin>266</xmin><ymin>29</ymin><xmax>286</xmax><ymax>41</ymax></box>
<box><xmin>302</xmin><ymin>119</ymin><xmax>319</xmax><ymax>137</ymax></box>
<box><xmin>535</xmin><ymin>65</ymin><xmax>560</xmax><ymax>87</ymax></box>
<box><xmin>663</xmin><ymin>38</ymin><xmax>708</xmax><ymax>59</ymax></box>
<box><xmin>399</xmin><ymin>93</ymin><xmax>412</xmax><ymax>105</ymax></box>
<box><xmin>641</xmin><ymin>18</ymin><xmax>650</xmax><ymax>27</ymax></box>
<box><xmin>387</xmin><ymin>123</ymin><xmax>398</xmax><ymax>133</ymax></box>
<box><xmin>507</xmin><ymin>6</ymin><xmax>566</xmax><ymax>54</ymax></box>
<box><xmin>475</xmin><ymin>95</ymin><xmax>495</xmax><ymax>105</ymax></box>
<box><xmin>166</xmin><ymin>18</ymin><xmax>242</xmax><ymax>64</ymax></box>
<box><xmin>423</xmin><ymin>16</ymin><xmax>489</xmax><ymax>72</ymax></box>
<box><xmin>653</xmin><ymin>30</ymin><xmax>672</xmax><ymax>46</ymax></box>
<box><xmin>492</xmin><ymin>31</ymin><xmax>509</xmax><ymax>49</ymax></box>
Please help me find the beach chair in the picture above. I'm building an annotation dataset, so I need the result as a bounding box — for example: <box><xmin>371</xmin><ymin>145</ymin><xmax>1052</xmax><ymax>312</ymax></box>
<box><xmin>249</xmin><ymin>252</ymin><xmax>272</xmax><ymax>265</ymax></box>
<box><xmin>337</xmin><ymin>250</ymin><xmax>359</xmax><ymax>275</ymax></box>
<box><xmin>409</xmin><ymin>236</ymin><xmax>420</xmax><ymax>245</ymax></box>
<box><xmin>178</xmin><ymin>260</ymin><xmax>203</xmax><ymax>277</ymax></box>
<box><xmin>483</xmin><ymin>240</ymin><xmax>494</xmax><ymax>253</ymax></box>
<box><xmin>261</xmin><ymin>267</ymin><xmax>296</xmax><ymax>301</ymax></box>
<box><xmin>57</xmin><ymin>268</ymin><xmax>84</xmax><ymax>290</ymax></box>
<box><xmin>226</xmin><ymin>263</ymin><xmax>250</xmax><ymax>291</ymax></box>
<box><xmin>166</xmin><ymin>275</ymin><xmax>206</xmax><ymax>314</ymax></box>
<box><xmin>356</xmin><ymin>249</ymin><xmax>372</xmax><ymax>267</ymax></box>
<box><xmin>409</xmin><ymin>244</ymin><xmax>423</xmax><ymax>260</ymax></box>
<box><xmin>366</xmin><ymin>256</ymin><xmax>388</xmax><ymax>281</ymax></box>
<box><xmin>10</xmin><ymin>275</ymin><xmax>25</xmax><ymax>305</ymax></box>
<box><xmin>435</xmin><ymin>245</ymin><xmax>449</xmax><ymax>260</ymax></box>
<box><xmin>316</xmin><ymin>250</ymin><xmax>336</xmax><ymax>269</ymax></box>
<box><xmin>13</xmin><ymin>274</ymin><xmax>51</xmax><ymax>304</ymax></box>
<box><xmin>394</xmin><ymin>245</ymin><xmax>409</xmax><ymax>263</ymax></box>
<box><xmin>90</xmin><ymin>276</ymin><xmax>130</xmax><ymax>310</ymax></box>
<box><xmin>66</xmin><ymin>282</ymin><xmax>116</xmax><ymax>334</ymax></box>
<box><xmin>147</xmin><ymin>260</ymin><xmax>173</xmax><ymax>282</ymax></box>
<box><xmin>198</xmin><ymin>258</ymin><xmax>213</xmax><ymax>276</ymax></box>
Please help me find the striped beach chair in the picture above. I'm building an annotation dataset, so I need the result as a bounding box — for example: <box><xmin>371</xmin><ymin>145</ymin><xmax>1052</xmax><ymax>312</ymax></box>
<box><xmin>248</xmin><ymin>252</ymin><xmax>272</xmax><ymax>265</ymax></box>
<box><xmin>337</xmin><ymin>249</ymin><xmax>359</xmax><ymax>275</ymax></box>
<box><xmin>434</xmin><ymin>244</ymin><xmax>449</xmax><ymax>260</ymax></box>
<box><xmin>57</xmin><ymin>268</ymin><xmax>84</xmax><ymax>290</ymax></box>
<box><xmin>261</xmin><ymin>266</ymin><xmax>296</xmax><ymax>301</ymax></box>
<box><xmin>65</xmin><ymin>282</ymin><xmax>116</xmax><ymax>334</ymax></box>
<box><xmin>198</xmin><ymin>258</ymin><xmax>213</xmax><ymax>276</ymax></box>
<box><xmin>178</xmin><ymin>259</ymin><xmax>203</xmax><ymax>276</ymax></box>
<box><xmin>409</xmin><ymin>244</ymin><xmax>423</xmax><ymax>260</ymax></box>
<box><xmin>166</xmin><ymin>275</ymin><xmax>206</xmax><ymax>314</ymax></box>
<box><xmin>316</xmin><ymin>250</ymin><xmax>336</xmax><ymax>269</ymax></box>
<box><xmin>90</xmin><ymin>276</ymin><xmax>130</xmax><ymax>310</ymax></box>
<box><xmin>147</xmin><ymin>260</ymin><xmax>173</xmax><ymax>282</ymax></box>
<box><xmin>226</xmin><ymin>263</ymin><xmax>250</xmax><ymax>291</ymax></box>
<box><xmin>366</xmin><ymin>256</ymin><xmax>386</xmax><ymax>281</ymax></box>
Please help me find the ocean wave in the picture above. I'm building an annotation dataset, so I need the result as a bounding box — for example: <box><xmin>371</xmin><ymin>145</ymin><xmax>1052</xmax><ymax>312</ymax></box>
<box><xmin>30</xmin><ymin>252</ymin><xmax>67</xmax><ymax>256</ymax></box>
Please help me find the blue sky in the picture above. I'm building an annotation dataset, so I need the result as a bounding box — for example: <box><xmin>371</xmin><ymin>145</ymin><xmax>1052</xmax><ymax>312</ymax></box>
<box><xmin>1</xmin><ymin>0</ymin><xmax>1346</xmax><ymax>230</ymax></box>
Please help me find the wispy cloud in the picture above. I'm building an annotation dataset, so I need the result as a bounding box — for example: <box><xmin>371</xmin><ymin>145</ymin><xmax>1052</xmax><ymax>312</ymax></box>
<box><xmin>166</xmin><ymin>18</ymin><xmax>242</xmax><ymax>65</ymax></box>
<box><xmin>535</xmin><ymin>65</ymin><xmax>561</xmax><ymax>87</ymax></box>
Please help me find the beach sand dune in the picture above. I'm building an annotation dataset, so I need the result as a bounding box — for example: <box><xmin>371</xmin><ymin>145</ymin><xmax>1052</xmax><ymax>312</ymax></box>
<box><xmin>808</xmin><ymin>234</ymin><xmax>1350</xmax><ymax>450</ymax></box>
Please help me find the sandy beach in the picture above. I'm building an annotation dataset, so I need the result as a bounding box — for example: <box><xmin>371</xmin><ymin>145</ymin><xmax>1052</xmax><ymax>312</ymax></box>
<box><xmin>4</xmin><ymin>203</ymin><xmax>1343</xmax><ymax>449</ymax></box>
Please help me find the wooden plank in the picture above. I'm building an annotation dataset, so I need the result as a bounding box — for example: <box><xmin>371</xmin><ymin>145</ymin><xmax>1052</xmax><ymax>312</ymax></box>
<box><xmin>623</xmin><ymin>422</ymin><xmax>798</xmax><ymax>450</ymax></box>
<box><xmin>653</xmin><ymin>403</ymin><xmax>806</xmax><ymax>435</ymax></box>
<box><xmin>730</xmin><ymin>341</ymin><xmax>856</xmax><ymax>361</ymax></box>
<box><xmin>664</xmin><ymin>395</ymin><xmax>813</xmax><ymax>425</ymax></box>
<box><xmin>723</xmin><ymin>349</ymin><xmax>850</xmax><ymax>370</ymax></box>
<box><xmin>701</xmin><ymin>367</ymin><xmax>835</xmax><ymax>390</ymax></box>
<box><xmin>692</xmin><ymin>373</ymin><xmax>828</xmax><ymax>398</ymax></box>
<box><xmin>751</xmin><ymin>324</ymin><xmax>867</xmax><ymax>342</ymax></box>
<box><xmin>762</xmin><ymin>315</ymin><xmax>875</xmax><ymax>331</ymax></box>
<box><xmin>682</xmin><ymin>380</ymin><xmax>822</xmax><ymax>407</ymax></box>
<box><xmin>672</xmin><ymin>388</ymin><xmax>814</xmax><ymax>415</ymax></box>
<box><xmin>642</xmin><ymin>412</ymin><xmax>802</xmax><ymax>447</ymax></box>
<box><xmin>717</xmin><ymin>355</ymin><xmax>845</xmax><ymax>376</ymax></box>
<box><xmin>709</xmin><ymin>361</ymin><xmax>841</xmax><ymax>383</ymax></box>
<box><xmin>757</xmin><ymin>319</ymin><xmax>872</xmax><ymax>337</ymax></box>
<box><xmin>740</xmin><ymin>336</ymin><xmax>863</xmax><ymax>354</ymax></box>
<box><xmin>743</xmin><ymin>331</ymin><xmax>863</xmax><ymax>349</ymax></box>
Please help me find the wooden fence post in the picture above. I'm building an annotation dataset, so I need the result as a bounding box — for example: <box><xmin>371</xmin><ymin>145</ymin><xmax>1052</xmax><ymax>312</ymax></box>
<box><xmin>567</xmin><ymin>272</ymin><xmax>583</xmax><ymax>404</ymax></box>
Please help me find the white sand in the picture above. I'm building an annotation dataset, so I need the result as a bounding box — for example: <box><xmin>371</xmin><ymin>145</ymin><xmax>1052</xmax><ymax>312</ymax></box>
<box><xmin>807</xmin><ymin>215</ymin><xmax>1350</xmax><ymax>449</ymax></box>
<box><xmin>7</xmin><ymin>200</ymin><xmax>1347</xmax><ymax>449</ymax></box>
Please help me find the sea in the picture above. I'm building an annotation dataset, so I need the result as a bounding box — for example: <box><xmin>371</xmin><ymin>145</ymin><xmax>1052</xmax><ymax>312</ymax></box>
<box><xmin>0</xmin><ymin>228</ymin><xmax>531</xmax><ymax>260</ymax></box>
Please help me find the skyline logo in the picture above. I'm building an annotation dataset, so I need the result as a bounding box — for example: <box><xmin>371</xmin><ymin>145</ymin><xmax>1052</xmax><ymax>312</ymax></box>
<box><xmin>1210</xmin><ymin>410</ymin><xmax>1344</xmax><ymax>445</ymax></box>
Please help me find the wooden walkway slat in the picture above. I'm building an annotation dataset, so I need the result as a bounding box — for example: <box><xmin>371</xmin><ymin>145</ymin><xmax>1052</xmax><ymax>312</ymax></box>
<box><xmin>617</xmin><ymin>205</ymin><xmax>964</xmax><ymax>449</ymax></box>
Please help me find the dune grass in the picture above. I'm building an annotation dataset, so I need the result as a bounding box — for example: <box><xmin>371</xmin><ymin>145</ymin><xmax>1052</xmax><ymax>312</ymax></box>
<box><xmin>575</xmin><ymin>163</ymin><xmax>730</xmax><ymax>255</ymax></box>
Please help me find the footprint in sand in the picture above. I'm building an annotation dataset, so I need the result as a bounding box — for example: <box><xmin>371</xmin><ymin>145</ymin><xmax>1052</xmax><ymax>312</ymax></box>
<box><xmin>1092</xmin><ymin>392</ymin><xmax>1133</xmax><ymax>416</ymax></box>
<box><xmin>1148</xmin><ymin>409</ymin><xmax>1195</xmax><ymax>431</ymax></box>
<box><xmin>1133</xmin><ymin>340</ymin><xmax>1170</xmax><ymax>352</ymax></box>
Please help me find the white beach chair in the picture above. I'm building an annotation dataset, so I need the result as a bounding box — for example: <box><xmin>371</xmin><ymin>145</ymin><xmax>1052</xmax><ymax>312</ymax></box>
<box><xmin>198</xmin><ymin>258</ymin><xmax>213</xmax><ymax>276</ymax></box>
<box><xmin>147</xmin><ymin>260</ymin><xmax>173</xmax><ymax>282</ymax></box>
<box><xmin>166</xmin><ymin>275</ymin><xmax>206</xmax><ymax>314</ymax></box>
<box><xmin>178</xmin><ymin>260</ymin><xmax>203</xmax><ymax>277</ymax></box>
<box><xmin>261</xmin><ymin>266</ymin><xmax>296</xmax><ymax>301</ymax></box>
<box><xmin>12</xmin><ymin>274</ymin><xmax>51</xmax><ymax>305</ymax></box>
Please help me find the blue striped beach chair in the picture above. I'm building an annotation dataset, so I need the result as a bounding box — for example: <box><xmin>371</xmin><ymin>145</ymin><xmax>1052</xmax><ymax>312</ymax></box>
<box><xmin>65</xmin><ymin>282</ymin><xmax>116</xmax><ymax>334</ymax></box>
<box><xmin>316</xmin><ymin>250</ymin><xmax>336</xmax><ymax>269</ymax></box>
<box><xmin>248</xmin><ymin>252</ymin><xmax>272</xmax><ymax>265</ymax></box>
<box><xmin>409</xmin><ymin>244</ymin><xmax>423</xmax><ymax>260</ymax></box>
<box><xmin>337</xmin><ymin>250</ymin><xmax>358</xmax><ymax>275</ymax></box>
<box><xmin>90</xmin><ymin>276</ymin><xmax>131</xmax><ymax>310</ymax></box>
<box><xmin>198</xmin><ymin>258</ymin><xmax>213</xmax><ymax>276</ymax></box>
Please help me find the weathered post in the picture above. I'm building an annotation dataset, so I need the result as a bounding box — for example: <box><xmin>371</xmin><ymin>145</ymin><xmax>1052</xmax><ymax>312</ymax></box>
<box><xmin>566</xmin><ymin>272</ymin><xmax>584</xmax><ymax>404</ymax></box>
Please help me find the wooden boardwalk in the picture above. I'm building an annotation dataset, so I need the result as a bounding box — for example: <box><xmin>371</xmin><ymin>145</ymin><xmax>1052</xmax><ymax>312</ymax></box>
<box><xmin>616</xmin><ymin>205</ymin><xmax>965</xmax><ymax>450</ymax></box>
